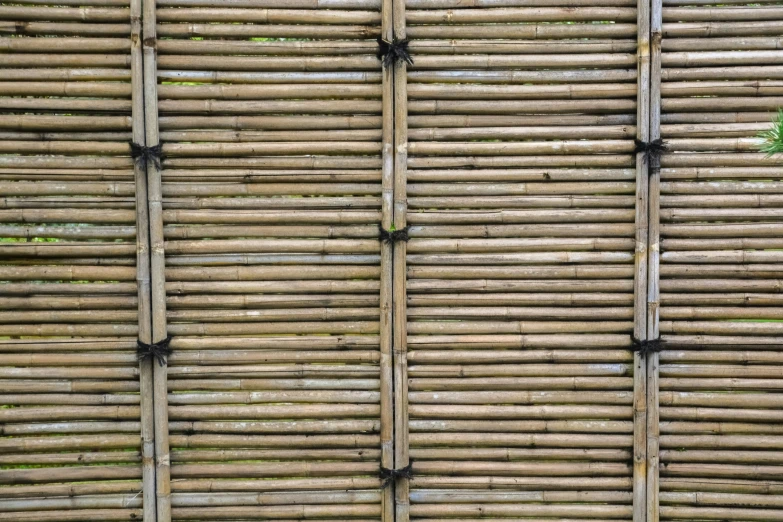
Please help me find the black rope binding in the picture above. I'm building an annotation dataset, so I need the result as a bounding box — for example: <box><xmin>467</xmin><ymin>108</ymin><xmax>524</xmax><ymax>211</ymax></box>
<box><xmin>634</xmin><ymin>138</ymin><xmax>667</xmax><ymax>168</ymax></box>
<box><xmin>379</xmin><ymin>225</ymin><xmax>409</xmax><ymax>243</ymax></box>
<box><xmin>129</xmin><ymin>141</ymin><xmax>163</xmax><ymax>170</ymax></box>
<box><xmin>631</xmin><ymin>336</ymin><xmax>666</xmax><ymax>356</ymax></box>
<box><xmin>137</xmin><ymin>335</ymin><xmax>172</xmax><ymax>366</ymax></box>
<box><xmin>379</xmin><ymin>461</ymin><xmax>413</xmax><ymax>489</ymax></box>
<box><xmin>377</xmin><ymin>38</ymin><xmax>414</xmax><ymax>68</ymax></box>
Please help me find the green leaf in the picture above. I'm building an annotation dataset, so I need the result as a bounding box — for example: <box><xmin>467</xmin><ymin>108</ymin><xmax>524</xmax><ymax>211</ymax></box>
<box><xmin>758</xmin><ymin>108</ymin><xmax>783</xmax><ymax>158</ymax></box>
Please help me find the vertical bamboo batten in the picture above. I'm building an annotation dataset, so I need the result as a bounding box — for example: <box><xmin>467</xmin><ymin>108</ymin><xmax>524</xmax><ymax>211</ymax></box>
<box><xmin>403</xmin><ymin>0</ymin><xmax>640</xmax><ymax>520</ymax></box>
<box><xmin>0</xmin><ymin>0</ymin><xmax>146</xmax><ymax>520</ymax></box>
<box><xmin>131</xmin><ymin>0</ymin><xmax>157</xmax><ymax>520</ymax></box>
<box><xmin>393</xmin><ymin>0</ymin><xmax>410</xmax><ymax>520</ymax></box>
<box><xmin>646</xmin><ymin>0</ymin><xmax>662</xmax><ymax>518</ymax></box>
<box><xmin>151</xmin><ymin>1</ymin><xmax>387</xmax><ymax>520</ymax></box>
<box><xmin>634</xmin><ymin>0</ymin><xmax>652</xmax><ymax>517</ymax></box>
<box><xmin>656</xmin><ymin>0</ymin><xmax>783</xmax><ymax>518</ymax></box>
<box><xmin>380</xmin><ymin>0</ymin><xmax>395</xmax><ymax>520</ymax></box>
<box><xmin>141</xmin><ymin>0</ymin><xmax>171</xmax><ymax>519</ymax></box>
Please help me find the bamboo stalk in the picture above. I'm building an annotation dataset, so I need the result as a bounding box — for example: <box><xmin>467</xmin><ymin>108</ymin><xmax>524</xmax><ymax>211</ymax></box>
<box><xmin>140</xmin><ymin>0</ymin><xmax>170</xmax><ymax>519</ymax></box>
<box><xmin>392</xmin><ymin>0</ymin><xmax>410</xmax><ymax>519</ymax></box>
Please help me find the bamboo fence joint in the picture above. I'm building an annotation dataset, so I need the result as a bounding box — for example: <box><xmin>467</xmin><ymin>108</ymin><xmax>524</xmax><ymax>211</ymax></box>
<box><xmin>130</xmin><ymin>141</ymin><xmax>163</xmax><ymax>170</ymax></box>
<box><xmin>377</xmin><ymin>38</ymin><xmax>413</xmax><ymax>68</ymax></box>
<box><xmin>631</xmin><ymin>336</ymin><xmax>665</xmax><ymax>356</ymax></box>
<box><xmin>137</xmin><ymin>335</ymin><xmax>173</xmax><ymax>367</ymax></box>
<box><xmin>379</xmin><ymin>225</ymin><xmax>410</xmax><ymax>243</ymax></box>
<box><xmin>634</xmin><ymin>138</ymin><xmax>667</xmax><ymax>168</ymax></box>
<box><xmin>379</xmin><ymin>460</ymin><xmax>414</xmax><ymax>489</ymax></box>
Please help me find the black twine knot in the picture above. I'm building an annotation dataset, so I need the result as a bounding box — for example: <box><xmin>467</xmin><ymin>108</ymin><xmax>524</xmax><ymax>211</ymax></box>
<box><xmin>379</xmin><ymin>225</ymin><xmax>409</xmax><ymax>243</ymax></box>
<box><xmin>634</xmin><ymin>138</ymin><xmax>667</xmax><ymax>167</ymax></box>
<box><xmin>377</xmin><ymin>38</ymin><xmax>414</xmax><ymax>68</ymax></box>
<box><xmin>129</xmin><ymin>141</ymin><xmax>163</xmax><ymax>170</ymax></box>
<box><xmin>380</xmin><ymin>461</ymin><xmax>413</xmax><ymax>489</ymax></box>
<box><xmin>631</xmin><ymin>336</ymin><xmax>665</xmax><ymax>356</ymax></box>
<box><xmin>137</xmin><ymin>335</ymin><xmax>172</xmax><ymax>366</ymax></box>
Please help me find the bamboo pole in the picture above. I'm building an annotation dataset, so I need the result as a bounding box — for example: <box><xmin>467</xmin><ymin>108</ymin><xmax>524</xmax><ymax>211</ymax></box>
<box><xmin>380</xmin><ymin>0</ymin><xmax>394</xmax><ymax>521</ymax></box>
<box><xmin>633</xmin><ymin>0</ymin><xmax>652</xmax><ymax>517</ymax></box>
<box><xmin>140</xmin><ymin>0</ymin><xmax>171</xmax><ymax>519</ymax></box>
<box><xmin>392</xmin><ymin>0</ymin><xmax>410</xmax><ymax>518</ymax></box>
<box><xmin>647</xmin><ymin>0</ymin><xmax>662</xmax><ymax>519</ymax></box>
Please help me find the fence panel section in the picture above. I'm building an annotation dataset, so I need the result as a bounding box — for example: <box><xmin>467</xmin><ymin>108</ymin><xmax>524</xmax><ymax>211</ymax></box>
<box><xmin>0</xmin><ymin>1</ymin><xmax>154</xmax><ymax>520</ymax></box>
<box><xmin>150</xmin><ymin>0</ymin><xmax>393</xmax><ymax>519</ymax></box>
<box><xmin>401</xmin><ymin>1</ymin><xmax>644</xmax><ymax>519</ymax></box>
<box><xmin>656</xmin><ymin>0</ymin><xmax>783</xmax><ymax>520</ymax></box>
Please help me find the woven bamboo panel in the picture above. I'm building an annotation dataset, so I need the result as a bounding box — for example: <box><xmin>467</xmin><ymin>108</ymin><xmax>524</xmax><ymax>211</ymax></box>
<box><xmin>152</xmin><ymin>0</ymin><xmax>390</xmax><ymax>519</ymax></box>
<box><xmin>402</xmin><ymin>1</ymin><xmax>640</xmax><ymax>519</ymax></box>
<box><xmin>0</xmin><ymin>0</ymin><xmax>149</xmax><ymax>520</ymax></box>
<box><xmin>658</xmin><ymin>2</ymin><xmax>783</xmax><ymax>343</ymax></box>
<box><xmin>657</xmin><ymin>0</ymin><xmax>783</xmax><ymax>520</ymax></box>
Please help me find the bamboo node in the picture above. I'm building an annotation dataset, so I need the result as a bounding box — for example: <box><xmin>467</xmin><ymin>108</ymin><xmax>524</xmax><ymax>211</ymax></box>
<box><xmin>379</xmin><ymin>225</ymin><xmax>409</xmax><ymax>243</ymax></box>
<box><xmin>379</xmin><ymin>461</ymin><xmax>413</xmax><ymax>489</ymax></box>
<box><xmin>137</xmin><ymin>335</ymin><xmax>172</xmax><ymax>367</ymax></box>
<box><xmin>630</xmin><ymin>336</ymin><xmax>665</xmax><ymax>356</ymax></box>
<box><xmin>143</xmin><ymin>37</ymin><xmax>157</xmax><ymax>50</ymax></box>
<box><xmin>129</xmin><ymin>141</ymin><xmax>163</xmax><ymax>170</ymax></box>
<box><xmin>377</xmin><ymin>38</ymin><xmax>414</xmax><ymax>68</ymax></box>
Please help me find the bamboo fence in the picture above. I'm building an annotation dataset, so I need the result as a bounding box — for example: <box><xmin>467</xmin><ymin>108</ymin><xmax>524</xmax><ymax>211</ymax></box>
<box><xmin>0</xmin><ymin>0</ymin><xmax>782</xmax><ymax>520</ymax></box>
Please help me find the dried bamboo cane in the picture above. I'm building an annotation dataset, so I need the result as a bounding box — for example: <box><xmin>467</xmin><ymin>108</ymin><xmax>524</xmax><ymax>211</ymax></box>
<box><xmin>646</xmin><ymin>0</ymin><xmax>662</xmax><ymax>519</ymax></box>
<box><xmin>140</xmin><ymin>0</ymin><xmax>171</xmax><ymax>519</ymax></box>
<box><xmin>632</xmin><ymin>0</ymin><xmax>652</xmax><ymax>518</ymax></box>
<box><xmin>392</xmin><ymin>0</ymin><xmax>410</xmax><ymax>519</ymax></box>
<box><xmin>380</xmin><ymin>0</ymin><xmax>395</xmax><ymax>521</ymax></box>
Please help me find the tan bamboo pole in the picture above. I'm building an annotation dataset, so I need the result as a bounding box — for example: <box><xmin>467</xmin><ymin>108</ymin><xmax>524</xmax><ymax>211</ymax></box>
<box><xmin>633</xmin><ymin>0</ymin><xmax>651</xmax><ymax>513</ymax></box>
<box><xmin>141</xmin><ymin>0</ymin><xmax>171</xmax><ymax>519</ymax></box>
<box><xmin>130</xmin><ymin>0</ymin><xmax>156</xmax><ymax>520</ymax></box>
<box><xmin>647</xmin><ymin>0</ymin><xmax>663</xmax><ymax>518</ymax></box>
<box><xmin>379</xmin><ymin>0</ymin><xmax>394</xmax><ymax>521</ymax></box>
<box><xmin>392</xmin><ymin>0</ymin><xmax>409</xmax><ymax>519</ymax></box>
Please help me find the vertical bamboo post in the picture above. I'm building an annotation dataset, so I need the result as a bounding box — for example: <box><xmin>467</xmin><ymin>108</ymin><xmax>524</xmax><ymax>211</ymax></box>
<box><xmin>141</xmin><ymin>0</ymin><xmax>171</xmax><ymax>519</ymax></box>
<box><xmin>392</xmin><ymin>0</ymin><xmax>409</xmax><ymax>519</ymax></box>
<box><xmin>633</xmin><ymin>0</ymin><xmax>651</xmax><ymax>518</ymax></box>
<box><xmin>380</xmin><ymin>0</ymin><xmax>395</xmax><ymax>520</ymax></box>
<box><xmin>647</xmin><ymin>0</ymin><xmax>663</xmax><ymax>517</ymax></box>
<box><xmin>131</xmin><ymin>0</ymin><xmax>156</xmax><ymax>520</ymax></box>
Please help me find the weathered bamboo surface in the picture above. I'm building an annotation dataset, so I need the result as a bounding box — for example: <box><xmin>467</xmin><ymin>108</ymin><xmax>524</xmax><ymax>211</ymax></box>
<box><xmin>0</xmin><ymin>0</ymin><xmax>152</xmax><ymax>521</ymax></box>
<box><xmin>403</xmin><ymin>1</ymin><xmax>640</xmax><ymax>520</ymax></box>
<box><xmin>5</xmin><ymin>0</ymin><xmax>783</xmax><ymax>519</ymax></box>
<box><xmin>657</xmin><ymin>0</ymin><xmax>783</xmax><ymax>520</ymax></box>
<box><xmin>150</xmin><ymin>0</ymin><xmax>389</xmax><ymax>519</ymax></box>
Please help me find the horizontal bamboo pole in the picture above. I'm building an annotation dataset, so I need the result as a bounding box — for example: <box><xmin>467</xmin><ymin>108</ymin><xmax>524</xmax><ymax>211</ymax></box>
<box><xmin>410</xmin><ymin>420</ymin><xmax>632</xmax><ymax>434</ymax></box>
<box><xmin>407</xmin><ymin>22</ymin><xmax>636</xmax><ymax>39</ymax></box>
<box><xmin>170</xmin><ymin>477</ymin><xmax>380</xmax><ymax>493</ymax></box>
<box><xmin>406</xmin><ymin>7</ymin><xmax>636</xmax><ymax>23</ymax></box>
<box><xmin>409</xmin><ymin>377</ymin><xmax>633</xmax><ymax>391</ymax></box>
